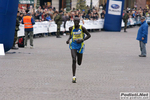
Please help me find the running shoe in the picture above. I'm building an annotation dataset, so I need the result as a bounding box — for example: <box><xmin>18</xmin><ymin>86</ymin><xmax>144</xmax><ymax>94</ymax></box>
<box><xmin>72</xmin><ymin>76</ymin><xmax>76</xmax><ymax>83</ymax></box>
<box><xmin>30</xmin><ymin>46</ymin><xmax>33</xmax><ymax>49</ymax></box>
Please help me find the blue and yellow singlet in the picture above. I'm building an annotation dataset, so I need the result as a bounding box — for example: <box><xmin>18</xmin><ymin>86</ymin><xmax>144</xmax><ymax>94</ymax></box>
<box><xmin>69</xmin><ymin>25</ymin><xmax>85</xmax><ymax>54</ymax></box>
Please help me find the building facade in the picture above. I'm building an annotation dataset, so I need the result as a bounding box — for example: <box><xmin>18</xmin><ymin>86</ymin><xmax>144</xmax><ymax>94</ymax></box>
<box><xmin>37</xmin><ymin>0</ymin><xmax>75</xmax><ymax>11</ymax></box>
<box><xmin>99</xmin><ymin>0</ymin><xmax>136</xmax><ymax>9</ymax></box>
<box><xmin>136</xmin><ymin>0</ymin><xmax>146</xmax><ymax>9</ymax></box>
<box><xmin>99</xmin><ymin>0</ymin><xmax>148</xmax><ymax>10</ymax></box>
<box><xmin>147</xmin><ymin>0</ymin><xmax>150</xmax><ymax>6</ymax></box>
<box><xmin>19</xmin><ymin>0</ymin><xmax>150</xmax><ymax>11</ymax></box>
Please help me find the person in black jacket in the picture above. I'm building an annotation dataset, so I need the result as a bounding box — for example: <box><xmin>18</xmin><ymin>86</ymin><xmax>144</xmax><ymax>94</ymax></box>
<box><xmin>122</xmin><ymin>11</ymin><xmax>129</xmax><ymax>32</ymax></box>
<box><xmin>101</xmin><ymin>10</ymin><xmax>105</xmax><ymax>19</ymax></box>
<box><xmin>12</xmin><ymin>11</ymin><xmax>20</xmax><ymax>49</ymax></box>
<box><xmin>54</xmin><ymin>10</ymin><xmax>63</xmax><ymax>38</ymax></box>
<box><xmin>62</xmin><ymin>13</ymin><xmax>69</xmax><ymax>35</ymax></box>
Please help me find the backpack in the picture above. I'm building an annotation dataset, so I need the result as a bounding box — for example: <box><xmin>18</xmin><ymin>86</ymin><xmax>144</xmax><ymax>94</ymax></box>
<box><xmin>54</xmin><ymin>15</ymin><xmax>58</xmax><ymax>24</ymax></box>
<box><xmin>18</xmin><ymin>37</ymin><xmax>24</xmax><ymax>48</ymax></box>
<box><xmin>122</xmin><ymin>15</ymin><xmax>126</xmax><ymax>21</ymax></box>
<box><xmin>122</xmin><ymin>13</ymin><xmax>128</xmax><ymax>22</ymax></box>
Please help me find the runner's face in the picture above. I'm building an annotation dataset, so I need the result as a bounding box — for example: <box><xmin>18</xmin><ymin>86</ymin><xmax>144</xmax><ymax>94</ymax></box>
<box><xmin>141</xmin><ymin>19</ymin><xmax>145</xmax><ymax>23</ymax></box>
<box><xmin>74</xmin><ymin>20</ymin><xmax>80</xmax><ymax>26</ymax></box>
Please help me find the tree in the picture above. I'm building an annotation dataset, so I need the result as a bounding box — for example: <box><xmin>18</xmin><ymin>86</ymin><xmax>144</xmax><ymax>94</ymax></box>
<box><xmin>90</xmin><ymin>0</ymin><xmax>92</xmax><ymax>9</ymax></box>
<box><xmin>66</xmin><ymin>0</ymin><xmax>71</xmax><ymax>13</ymax></box>
<box><xmin>76</xmin><ymin>0</ymin><xmax>87</xmax><ymax>12</ymax></box>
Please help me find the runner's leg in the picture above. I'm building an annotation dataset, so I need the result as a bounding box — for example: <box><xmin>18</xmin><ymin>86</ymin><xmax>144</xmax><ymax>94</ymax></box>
<box><xmin>71</xmin><ymin>49</ymin><xmax>77</xmax><ymax>76</ymax></box>
<box><xmin>77</xmin><ymin>53</ymin><xmax>83</xmax><ymax>65</ymax></box>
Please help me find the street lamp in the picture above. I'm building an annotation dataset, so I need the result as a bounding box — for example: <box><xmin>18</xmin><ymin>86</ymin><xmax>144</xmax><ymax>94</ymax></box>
<box><xmin>66</xmin><ymin>0</ymin><xmax>71</xmax><ymax>12</ymax></box>
<box><xmin>36</xmin><ymin>0</ymin><xmax>40</xmax><ymax>8</ymax></box>
<box><xmin>90</xmin><ymin>0</ymin><xmax>92</xmax><ymax>9</ymax></box>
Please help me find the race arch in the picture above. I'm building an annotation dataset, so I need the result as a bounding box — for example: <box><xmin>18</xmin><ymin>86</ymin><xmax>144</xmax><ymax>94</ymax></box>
<box><xmin>0</xmin><ymin>0</ymin><xmax>19</xmax><ymax>52</ymax></box>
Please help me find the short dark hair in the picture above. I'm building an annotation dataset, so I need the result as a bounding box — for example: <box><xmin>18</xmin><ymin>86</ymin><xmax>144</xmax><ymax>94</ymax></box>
<box><xmin>141</xmin><ymin>16</ymin><xmax>145</xmax><ymax>20</ymax></box>
<box><xmin>26</xmin><ymin>10</ymin><xmax>29</xmax><ymax>14</ymax></box>
<box><xmin>54</xmin><ymin>11</ymin><xmax>58</xmax><ymax>14</ymax></box>
<box><xmin>59</xmin><ymin>10</ymin><xmax>63</xmax><ymax>13</ymax></box>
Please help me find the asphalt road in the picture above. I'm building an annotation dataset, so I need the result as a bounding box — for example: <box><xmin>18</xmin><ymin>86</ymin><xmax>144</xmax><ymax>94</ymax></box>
<box><xmin>0</xmin><ymin>27</ymin><xmax>150</xmax><ymax>100</ymax></box>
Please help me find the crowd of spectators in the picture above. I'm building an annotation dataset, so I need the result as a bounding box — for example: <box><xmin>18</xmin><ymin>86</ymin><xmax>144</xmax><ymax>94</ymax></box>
<box><xmin>123</xmin><ymin>6</ymin><xmax>150</xmax><ymax>20</ymax></box>
<box><xmin>17</xmin><ymin>4</ymin><xmax>150</xmax><ymax>37</ymax></box>
<box><xmin>18</xmin><ymin>4</ymin><xmax>107</xmax><ymax>22</ymax></box>
<box><xmin>17</xmin><ymin>3</ymin><xmax>150</xmax><ymax>23</ymax></box>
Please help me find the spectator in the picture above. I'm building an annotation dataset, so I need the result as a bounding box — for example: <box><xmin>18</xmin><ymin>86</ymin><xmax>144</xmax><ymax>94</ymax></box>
<box><xmin>103</xmin><ymin>2</ymin><xmax>107</xmax><ymax>10</ymax></box>
<box><xmin>75</xmin><ymin>11</ymin><xmax>79</xmax><ymax>17</ymax></box>
<box><xmin>93</xmin><ymin>13</ymin><xmax>98</xmax><ymax>20</ymax></box>
<box><xmin>98</xmin><ymin>6</ymin><xmax>103</xmax><ymax>19</ymax></box>
<box><xmin>22</xmin><ymin>12</ymin><xmax>35</xmax><ymax>48</ymax></box>
<box><xmin>122</xmin><ymin>11</ymin><xmax>129</xmax><ymax>32</ymax></box>
<box><xmin>62</xmin><ymin>13</ymin><xmax>69</xmax><ymax>35</ymax></box>
<box><xmin>19</xmin><ymin>13</ymin><xmax>24</xmax><ymax>21</ymax></box>
<box><xmin>34</xmin><ymin>13</ymin><xmax>40</xmax><ymax>22</ymax></box>
<box><xmin>48</xmin><ymin>7</ymin><xmax>54</xmax><ymax>15</ymax></box>
<box><xmin>91</xmin><ymin>12</ymin><xmax>94</xmax><ymax>20</ymax></box>
<box><xmin>53</xmin><ymin>7</ymin><xmax>56</xmax><ymax>12</ymax></box>
<box><xmin>46</xmin><ymin>14</ymin><xmax>52</xmax><ymax>21</ymax></box>
<box><xmin>136</xmin><ymin>16</ymin><xmax>148</xmax><ymax>57</ymax></box>
<box><xmin>41</xmin><ymin>12</ymin><xmax>46</xmax><ymax>21</ymax></box>
<box><xmin>132</xmin><ymin>10</ymin><xmax>136</xmax><ymax>18</ymax></box>
<box><xmin>12</xmin><ymin>11</ymin><xmax>20</xmax><ymax>49</ymax></box>
<box><xmin>101</xmin><ymin>10</ymin><xmax>105</xmax><ymax>19</ymax></box>
<box><xmin>85</xmin><ymin>13</ymin><xmax>91</xmax><ymax>20</ymax></box>
<box><xmin>82</xmin><ymin>9</ymin><xmax>86</xmax><ymax>19</ymax></box>
<box><xmin>69</xmin><ymin>11</ymin><xmax>75</xmax><ymax>21</ymax></box>
<box><xmin>80</xmin><ymin>13</ymin><xmax>85</xmax><ymax>20</ymax></box>
<box><xmin>54</xmin><ymin>10</ymin><xmax>63</xmax><ymax>38</ymax></box>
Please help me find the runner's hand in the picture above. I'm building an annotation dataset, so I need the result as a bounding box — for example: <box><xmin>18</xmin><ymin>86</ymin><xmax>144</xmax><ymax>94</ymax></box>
<box><xmin>66</xmin><ymin>40</ymin><xmax>69</xmax><ymax>44</ymax></box>
<box><xmin>76</xmin><ymin>39</ymin><xmax>84</xmax><ymax>43</ymax></box>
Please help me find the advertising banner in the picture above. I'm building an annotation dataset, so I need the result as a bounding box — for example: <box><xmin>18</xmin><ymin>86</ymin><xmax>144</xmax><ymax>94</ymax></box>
<box><xmin>104</xmin><ymin>0</ymin><xmax>125</xmax><ymax>31</ymax></box>
<box><xmin>108</xmin><ymin>0</ymin><xmax>122</xmax><ymax>15</ymax></box>
<box><xmin>19</xmin><ymin>0</ymin><xmax>34</xmax><ymax>4</ymax></box>
<box><xmin>18</xmin><ymin>19</ymin><xmax>104</xmax><ymax>37</ymax></box>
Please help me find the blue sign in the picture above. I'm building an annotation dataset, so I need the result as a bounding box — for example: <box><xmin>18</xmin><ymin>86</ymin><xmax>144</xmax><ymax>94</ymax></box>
<box><xmin>104</xmin><ymin>0</ymin><xmax>125</xmax><ymax>31</ymax></box>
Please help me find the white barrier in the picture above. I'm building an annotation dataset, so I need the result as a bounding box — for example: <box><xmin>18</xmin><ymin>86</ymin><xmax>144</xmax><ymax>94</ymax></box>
<box><xmin>129</xmin><ymin>18</ymin><xmax>135</xmax><ymax>25</ymax></box>
<box><xmin>18</xmin><ymin>18</ymin><xmax>144</xmax><ymax>37</ymax></box>
<box><xmin>18</xmin><ymin>19</ymin><xmax>104</xmax><ymax>37</ymax></box>
<box><xmin>146</xmin><ymin>17</ymin><xmax>150</xmax><ymax>23</ymax></box>
<box><xmin>18</xmin><ymin>21</ymin><xmax>51</xmax><ymax>37</ymax></box>
<box><xmin>0</xmin><ymin>44</ymin><xmax>5</xmax><ymax>55</ymax></box>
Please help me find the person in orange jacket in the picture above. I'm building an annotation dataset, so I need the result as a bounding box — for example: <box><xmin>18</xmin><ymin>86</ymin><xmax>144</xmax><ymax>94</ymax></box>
<box><xmin>21</xmin><ymin>11</ymin><xmax>35</xmax><ymax>48</ymax></box>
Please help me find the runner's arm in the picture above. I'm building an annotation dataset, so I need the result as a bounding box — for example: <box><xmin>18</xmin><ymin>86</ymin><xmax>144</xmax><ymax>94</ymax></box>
<box><xmin>66</xmin><ymin>26</ymin><xmax>73</xmax><ymax>44</ymax></box>
<box><xmin>82</xmin><ymin>26</ymin><xmax>91</xmax><ymax>41</ymax></box>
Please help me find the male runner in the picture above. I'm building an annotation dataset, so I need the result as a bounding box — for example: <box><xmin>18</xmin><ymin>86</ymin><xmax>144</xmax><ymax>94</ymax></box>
<box><xmin>66</xmin><ymin>17</ymin><xmax>91</xmax><ymax>83</ymax></box>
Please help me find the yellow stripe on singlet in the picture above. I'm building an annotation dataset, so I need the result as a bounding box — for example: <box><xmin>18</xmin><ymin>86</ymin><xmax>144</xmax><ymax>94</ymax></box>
<box><xmin>79</xmin><ymin>42</ymin><xmax>84</xmax><ymax>53</ymax></box>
